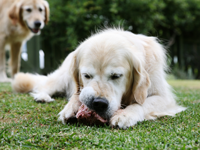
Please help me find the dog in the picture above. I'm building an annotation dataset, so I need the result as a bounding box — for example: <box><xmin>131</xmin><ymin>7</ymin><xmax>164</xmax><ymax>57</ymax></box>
<box><xmin>0</xmin><ymin>0</ymin><xmax>49</xmax><ymax>82</ymax></box>
<box><xmin>12</xmin><ymin>28</ymin><xmax>186</xmax><ymax>129</ymax></box>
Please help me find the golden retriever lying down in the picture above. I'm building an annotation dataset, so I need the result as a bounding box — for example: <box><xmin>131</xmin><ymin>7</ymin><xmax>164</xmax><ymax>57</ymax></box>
<box><xmin>0</xmin><ymin>0</ymin><xmax>49</xmax><ymax>82</ymax></box>
<box><xmin>12</xmin><ymin>28</ymin><xmax>186</xmax><ymax>129</ymax></box>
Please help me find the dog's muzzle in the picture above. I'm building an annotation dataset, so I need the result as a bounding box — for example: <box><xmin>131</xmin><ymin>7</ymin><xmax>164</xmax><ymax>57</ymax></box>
<box><xmin>26</xmin><ymin>21</ymin><xmax>42</xmax><ymax>34</ymax></box>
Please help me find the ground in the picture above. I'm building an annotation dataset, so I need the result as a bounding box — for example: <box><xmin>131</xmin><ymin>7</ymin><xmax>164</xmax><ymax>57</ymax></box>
<box><xmin>0</xmin><ymin>80</ymin><xmax>200</xmax><ymax>149</ymax></box>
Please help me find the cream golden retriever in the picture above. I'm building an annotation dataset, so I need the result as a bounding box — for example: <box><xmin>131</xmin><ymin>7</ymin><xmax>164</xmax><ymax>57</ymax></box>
<box><xmin>0</xmin><ymin>0</ymin><xmax>49</xmax><ymax>82</ymax></box>
<box><xmin>12</xmin><ymin>28</ymin><xmax>186</xmax><ymax>129</ymax></box>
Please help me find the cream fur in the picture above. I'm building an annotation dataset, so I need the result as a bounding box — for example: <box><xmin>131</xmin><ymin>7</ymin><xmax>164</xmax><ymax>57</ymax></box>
<box><xmin>0</xmin><ymin>0</ymin><xmax>49</xmax><ymax>82</ymax></box>
<box><xmin>12</xmin><ymin>28</ymin><xmax>186</xmax><ymax>129</ymax></box>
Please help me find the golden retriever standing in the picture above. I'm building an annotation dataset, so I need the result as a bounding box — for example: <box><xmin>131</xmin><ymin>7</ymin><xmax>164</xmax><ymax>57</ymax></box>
<box><xmin>0</xmin><ymin>0</ymin><xmax>49</xmax><ymax>82</ymax></box>
<box><xmin>12</xmin><ymin>28</ymin><xmax>186</xmax><ymax>129</ymax></box>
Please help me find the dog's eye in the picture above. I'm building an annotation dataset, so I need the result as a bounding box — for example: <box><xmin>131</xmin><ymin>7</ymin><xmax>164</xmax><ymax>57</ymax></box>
<box><xmin>84</xmin><ymin>74</ymin><xmax>91</xmax><ymax>79</ymax></box>
<box><xmin>110</xmin><ymin>74</ymin><xmax>122</xmax><ymax>80</ymax></box>
<box><xmin>26</xmin><ymin>8</ymin><xmax>32</xmax><ymax>13</ymax></box>
<box><xmin>39</xmin><ymin>8</ymin><xmax>43</xmax><ymax>12</ymax></box>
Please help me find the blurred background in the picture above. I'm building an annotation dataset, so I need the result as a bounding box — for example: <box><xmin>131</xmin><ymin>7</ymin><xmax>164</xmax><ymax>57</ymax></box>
<box><xmin>20</xmin><ymin>0</ymin><xmax>200</xmax><ymax>79</ymax></box>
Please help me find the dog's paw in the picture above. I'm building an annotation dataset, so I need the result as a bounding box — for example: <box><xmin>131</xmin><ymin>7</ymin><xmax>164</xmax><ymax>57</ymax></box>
<box><xmin>31</xmin><ymin>92</ymin><xmax>54</xmax><ymax>102</ymax></box>
<box><xmin>58</xmin><ymin>105</ymin><xmax>76</xmax><ymax>124</ymax></box>
<box><xmin>110</xmin><ymin>109</ymin><xmax>141</xmax><ymax>129</ymax></box>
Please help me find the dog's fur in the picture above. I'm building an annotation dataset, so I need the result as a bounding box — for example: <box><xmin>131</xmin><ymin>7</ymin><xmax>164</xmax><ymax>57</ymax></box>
<box><xmin>0</xmin><ymin>0</ymin><xmax>49</xmax><ymax>82</ymax></box>
<box><xmin>12</xmin><ymin>28</ymin><xmax>186</xmax><ymax>129</ymax></box>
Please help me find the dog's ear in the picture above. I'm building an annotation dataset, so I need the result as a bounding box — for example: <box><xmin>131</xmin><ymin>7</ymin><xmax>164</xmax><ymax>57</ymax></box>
<box><xmin>132</xmin><ymin>64</ymin><xmax>150</xmax><ymax>105</ymax></box>
<box><xmin>42</xmin><ymin>0</ymin><xmax>50</xmax><ymax>24</ymax></box>
<box><xmin>9</xmin><ymin>2</ymin><xmax>23</xmax><ymax>26</ymax></box>
<box><xmin>121</xmin><ymin>53</ymin><xmax>150</xmax><ymax>106</ymax></box>
<box><xmin>122</xmin><ymin>60</ymin><xmax>150</xmax><ymax>105</ymax></box>
<box><xmin>70</xmin><ymin>52</ymin><xmax>81</xmax><ymax>94</ymax></box>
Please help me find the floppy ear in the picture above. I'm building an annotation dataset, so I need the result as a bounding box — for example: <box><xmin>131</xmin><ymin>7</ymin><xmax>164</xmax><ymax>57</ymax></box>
<box><xmin>42</xmin><ymin>0</ymin><xmax>50</xmax><ymax>24</ymax></box>
<box><xmin>122</xmin><ymin>51</ymin><xmax>150</xmax><ymax>106</ymax></box>
<box><xmin>9</xmin><ymin>2</ymin><xmax>24</xmax><ymax>26</ymax></box>
<box><xmin>132</xmin><ymin>64</ymin><xmax>150</xmax><ymax>105</ymax></box>
<box><xmin>70</xmin><ymin>52</ymin><xmax>82</xmax><ymax>94</ymax></box>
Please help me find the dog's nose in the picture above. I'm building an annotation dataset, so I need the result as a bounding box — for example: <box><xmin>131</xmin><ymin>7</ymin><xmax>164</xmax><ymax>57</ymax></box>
<box><xmin>92</xmin><ymin>98</ymin><xmax>108</xmax><ymax>112</ymax></box>
<box><xmin>34</xmin><ymin>21</ymin><xmax>41</xmax><ymax>28</ymax></box>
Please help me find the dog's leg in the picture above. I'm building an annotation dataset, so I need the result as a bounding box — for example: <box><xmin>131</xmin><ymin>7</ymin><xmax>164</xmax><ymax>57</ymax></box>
<box><xmin>58</xmin><ymin>94</ymin><xmax>82</xmax><ymax>124</ymax></box>
<box><xmin>10</xmin><ymin>42</ymin><xmax>22</xmax><ymax>77</ymax></box>
<box><xmin>28</xmin><ymin>52</ymin><xmax>76</xmax><ymax>102</ymax></box>
<box><xmin>110</xmin><ymin>95</ymin><xmax>186</xmax><ymax>129</ymax></box>
<box><xmin>13</xmin><ymin>72</ymin><xmax>57</xmax><ymax>102</ymax></box>
<box><xmin>0</xmin><ymin>41</ymin><xmax>11</xmax><ymax>82</ymax></box>
<box><xmin>30</xmin><ymin>70</ymin><xmax>74</xmax><ymax>102</ymax></box>
<box><xmin>12</xmin><ymin>51</ymin><xmax>76</xmax><ymax>102</ymax></box>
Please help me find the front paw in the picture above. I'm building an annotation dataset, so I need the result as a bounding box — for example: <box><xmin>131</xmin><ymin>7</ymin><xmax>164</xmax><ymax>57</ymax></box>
<box><xmin>110</xmin><ymin>109</ymin><xmax>140</xmax><ymax>129</ymax></box>
<box><xmin>58</xmin><ymin>104</ymin><xmax>77</xmax><ymax>124</ymax></box>
<box><xmin>58</xmin><ymin>94</ymin><xmax>82</xmax><ymax>124</ymax></box>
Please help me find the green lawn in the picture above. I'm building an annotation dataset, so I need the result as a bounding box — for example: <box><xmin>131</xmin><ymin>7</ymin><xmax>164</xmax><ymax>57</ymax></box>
<box><xmin>0</xmin><ymin>81</ymin><xmax>200</xmax><ymax>149</ymax></box>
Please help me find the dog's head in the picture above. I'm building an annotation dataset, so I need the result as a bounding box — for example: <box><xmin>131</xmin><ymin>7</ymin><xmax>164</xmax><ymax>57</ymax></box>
<box><xmin>9</xmin><ymin>0</ymin><xmax>49</xmax><ymax>34</ymax></box>
<box><xmin>71</xmin><ymin>29</ymin><xmax>151</xmax><ymax>121</ymax></box>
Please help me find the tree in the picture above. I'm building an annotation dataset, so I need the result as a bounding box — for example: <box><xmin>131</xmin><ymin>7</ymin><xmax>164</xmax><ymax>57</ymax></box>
<box><xmin>40</xmin><ymin>0</ymin><xmax>200</xmax><ymax>78</ymax></box>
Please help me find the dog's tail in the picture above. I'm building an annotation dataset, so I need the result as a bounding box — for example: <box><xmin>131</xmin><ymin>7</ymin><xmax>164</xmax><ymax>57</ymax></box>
<box><xmin>12</xmin><ymin>72</ymin><xmax>42</xmax><ymax>93</ymax></box>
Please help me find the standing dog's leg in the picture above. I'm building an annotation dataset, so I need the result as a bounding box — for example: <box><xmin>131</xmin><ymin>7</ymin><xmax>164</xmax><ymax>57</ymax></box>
<box><xmin>0</xmin><ymin>40</ymin><xmax>11</xmax><ymax>82</ymax></box>
<box><xmin>9</xmin><ymin>42</ymin><xmax>22</xmax><ymax>77</ymax></box>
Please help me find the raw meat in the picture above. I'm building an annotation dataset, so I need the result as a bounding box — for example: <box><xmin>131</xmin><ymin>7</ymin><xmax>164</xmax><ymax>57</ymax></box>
<box><xmin>76</xmin><ymin>104</ymin><xmax>108</xmax><ymax>125</ymax></box>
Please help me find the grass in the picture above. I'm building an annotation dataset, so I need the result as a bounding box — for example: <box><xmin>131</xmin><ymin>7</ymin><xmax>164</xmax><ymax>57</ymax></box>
<box><xmin>0</xmin><ymin>81</ymin><xmax>200</xmax><ymax>149</ymax></box>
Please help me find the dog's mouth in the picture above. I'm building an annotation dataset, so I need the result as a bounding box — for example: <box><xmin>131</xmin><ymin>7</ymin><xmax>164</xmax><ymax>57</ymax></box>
<box><xmin>76</xmin><ymin>104</ymin><xmax>108</xmax><ymax>124</ymax></box>
<box><xmin>28</xmin><ymin>27</ymin><xmax>40</xmax><ymax>34</ymax></box>
<box><xmin>26</xmin><ymin>22</ymin><xmax>41</xmax><ymax>34</ymax></box>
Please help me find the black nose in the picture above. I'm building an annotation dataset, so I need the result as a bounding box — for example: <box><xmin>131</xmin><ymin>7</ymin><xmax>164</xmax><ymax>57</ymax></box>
<box><xmin>34</xmin><ymin>21</ymin><xmax>41</xmax><ymax>28</ymax></box>
<box><xmin>92</xmin><ymin>98</ymin><xmax>108</xmax><ymax>112</ymax></box>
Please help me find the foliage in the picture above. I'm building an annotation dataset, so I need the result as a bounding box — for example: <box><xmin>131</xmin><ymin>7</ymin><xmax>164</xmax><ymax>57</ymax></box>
<box><xmin>40</xmin><ymin>0</ymin><xmax>200</xmax><ymax>75</ymax></box>
<box><xmin>0</xmin><ymin>82</ymin><xmax>200</xmax><ymax>149</ymax></box>
<box><xmin>171</xmin><ymin>66</ymin><xmax>195</xmax><ymax>79</ymax></box>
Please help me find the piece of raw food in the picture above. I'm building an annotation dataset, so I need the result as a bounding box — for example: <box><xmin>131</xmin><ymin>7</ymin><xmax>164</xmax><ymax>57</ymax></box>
<box><xmin>76</xmin><ymin>104</ymin><xmax>108</xmax><ymax>125</ymax></box>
